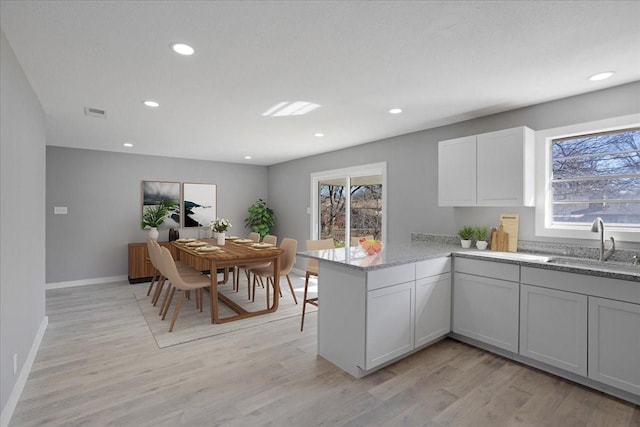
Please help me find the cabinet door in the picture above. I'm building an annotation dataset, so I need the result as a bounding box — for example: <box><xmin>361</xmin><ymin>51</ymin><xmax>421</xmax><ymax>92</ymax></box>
<box><xmin>476</xmin><ymin>127</ymin><xmax>534</xmax><ymax>206</ymax></box>
<box><xmin>128</xmin><ymin>243</ymin><xmax>156</xmax><ymax>280</ymax></box>
<box><xmin>453</xmin><ymin>272</ymin><xmax>519</xmax><ymax>352</ymax></box>
<box><xmin>589</xmin><ymin>297</ymin><xmax>640</xmax><ymax>395</ymax></box>
<box><xmin>438</xmin><ymin>136</ymin><xmax>476</xmax><ymax>206</ymax></box>
<box><xmin>415</xmin><ymin>273</ymin><xmax>451</xmax><ymax>348</ymax></box>
<box><xmin>520</xmin><ymin>285</ymin><xmax>587</xmax><ymax>376</ymax></box>
<box><xmin>366</xmin><ymin>281</ymin><xmax>414</xmax><ymax>369</ymax></box>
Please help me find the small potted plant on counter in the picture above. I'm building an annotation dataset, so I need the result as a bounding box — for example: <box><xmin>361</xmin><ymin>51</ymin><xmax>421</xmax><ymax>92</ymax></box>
<box><xmin>475</xmin><ymin>226</ymin><xmax>489</xmax><ymax>250</ymax></box>
<box><xmin>457</xmin><ymin>225</ymin><xmax>475</xmax><ymax>248</ymax></box>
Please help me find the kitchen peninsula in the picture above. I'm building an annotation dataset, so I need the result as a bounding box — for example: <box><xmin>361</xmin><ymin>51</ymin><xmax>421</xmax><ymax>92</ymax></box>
<box><xmin>298</xmin><ymin>239</ymin><xmax>640</xmax><ymax>405</ymax></box>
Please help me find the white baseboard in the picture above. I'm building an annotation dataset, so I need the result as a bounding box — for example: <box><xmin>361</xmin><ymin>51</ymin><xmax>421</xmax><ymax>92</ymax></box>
<box><xmin>1</xmin><ymin>315</ymin><xmax>48</xmax><ymax>427</ymax></box>
<box><xmin>46</xmin><ymin>275</ymin><xmax>128</xmax><ymax>290</ymax></box>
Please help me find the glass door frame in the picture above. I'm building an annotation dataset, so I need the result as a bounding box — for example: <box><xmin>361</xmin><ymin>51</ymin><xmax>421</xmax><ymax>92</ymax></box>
<box><xmin>310</xmin><ymin>162</ymin><xmax>387</xmax><ymax>243</ymax></box>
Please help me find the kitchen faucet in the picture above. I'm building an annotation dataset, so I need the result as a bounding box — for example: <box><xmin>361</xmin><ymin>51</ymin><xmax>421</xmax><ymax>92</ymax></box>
<box><xmin>590</xmin><ymin>217</ymin><xmax>615</xmax><ymax>261</ymax></box>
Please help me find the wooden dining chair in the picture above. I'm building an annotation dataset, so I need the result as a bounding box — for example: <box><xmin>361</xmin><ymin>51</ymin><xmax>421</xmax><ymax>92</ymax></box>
<box><xmin>249</xmin><ymin>238</ymin><xmax>298</xmax><ymax>305</ymax></box>
<box><xmin>156</xmin><ymin>247</ymin><xmax>211</xmax><ymax>332</ymax></box>
<box><xmin>301</xmin><ymin>238</ymin><xmax>335</xmax><ymax>331</ymax></box>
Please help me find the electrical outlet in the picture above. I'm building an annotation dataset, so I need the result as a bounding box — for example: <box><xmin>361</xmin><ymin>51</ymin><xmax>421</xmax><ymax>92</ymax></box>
<box><xmin>13</xmin><ymin>353</ymin><xmax>17</xmax><ymax>375</ymax></box>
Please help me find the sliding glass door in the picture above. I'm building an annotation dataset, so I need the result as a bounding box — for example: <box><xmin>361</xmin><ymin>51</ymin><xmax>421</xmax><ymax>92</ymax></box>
<box><xmin>311</xmin><ymin>163</ymin><xmax>386</xmax><ymax>247</ymax></box>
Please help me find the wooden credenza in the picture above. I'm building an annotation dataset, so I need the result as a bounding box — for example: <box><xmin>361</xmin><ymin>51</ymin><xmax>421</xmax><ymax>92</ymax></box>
<box><xmin>128</xmin><ymin>241</ymin><xmax>171</xmax><ymax>284</ymax></box>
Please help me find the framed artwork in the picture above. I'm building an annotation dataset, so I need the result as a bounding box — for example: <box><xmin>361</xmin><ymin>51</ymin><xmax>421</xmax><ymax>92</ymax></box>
<box><xmin>141</xmin><ymin>181</ymin><xmax>181</xmax><ymax>229</ymax></box>
<box><xmin>182</xmin><ymin>183</ymin><xmax>217</xmax><ymax>227</ymax></box>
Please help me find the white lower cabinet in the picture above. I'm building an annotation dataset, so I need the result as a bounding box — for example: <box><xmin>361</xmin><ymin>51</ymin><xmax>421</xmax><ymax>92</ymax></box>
<box><xmin>453</xmin><ymin>271</ymin><xmax>519</xmax><ymax>352</ymax></box>
<box><xmin>519</xmin><ymin>284</ymin><xmax>588</xmax><ymax>376</ymax></box>
<box><xmin>415</xmin><ymin>273</ymin><xmax>451</xmax><ymax>348</ymax></box>
<box><xmin>366</xmin><ymin>281</ymin><xmax>415</xmax><ymax>369</ymax></box>
<box><xmin>588</xmin><ymin>296</ymin><xmax>640</xmax><ymax>395</ymax></box>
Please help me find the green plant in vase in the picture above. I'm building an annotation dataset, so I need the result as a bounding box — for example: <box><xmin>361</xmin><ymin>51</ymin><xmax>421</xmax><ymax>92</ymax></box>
<box><xmin>457</xmin><ymin>225</ymin><xmax>475</xmax><ymax>248</ymax></box>
<box><xmin>475</xmin><ymin>226</ymin><xmax>489</xmax><ymax>250</ymax></box>
<box><xmin>244</xmin><ymin>198</ymin><xmax>276</xmax><ymax>239</ymax></box>
<box><xmin>141</xmin><ymin>199</ymin><xmax>177</xmax><ymax>240</ymax></box>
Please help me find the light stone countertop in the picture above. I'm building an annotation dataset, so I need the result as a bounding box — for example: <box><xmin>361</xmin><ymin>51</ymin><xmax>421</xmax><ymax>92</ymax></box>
<box><xmin>297</xmin><ymin>240</ymin><xmax>640</xmax><ymax>282</ymax></box>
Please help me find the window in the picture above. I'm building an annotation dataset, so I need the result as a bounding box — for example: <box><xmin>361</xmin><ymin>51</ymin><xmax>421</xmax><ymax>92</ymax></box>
<box><xmin>310</xmin><ymin>163</ymin><xmax>386</xmax><ymax>246</ymax></box>
<box><xmin>535</xmin><ymin>114</ymin><xmax>640</xmax><ymax>241</ymax></box>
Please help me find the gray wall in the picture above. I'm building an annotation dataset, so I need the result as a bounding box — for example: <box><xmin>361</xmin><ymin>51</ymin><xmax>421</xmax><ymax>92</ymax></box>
<box><xmin>46</xmin><ymin>148</ymin><xmax>268</xmax><ymax>283</ymax></box>
<box><xmin>268</xmin><ymin>82</ymin><xmax>640</xmax><ymax>270</ymax></box>
<box><xmin>1</xmin><ymin>30</ymin><xmax>47</xmax><ymax>416</ymax></box>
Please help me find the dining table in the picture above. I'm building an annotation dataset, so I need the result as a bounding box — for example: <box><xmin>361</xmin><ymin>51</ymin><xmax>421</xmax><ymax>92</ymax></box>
<box><xmin>171</xmin><ymin>237</ymin><xmax>284</xmax><ymax>324</ymax></box>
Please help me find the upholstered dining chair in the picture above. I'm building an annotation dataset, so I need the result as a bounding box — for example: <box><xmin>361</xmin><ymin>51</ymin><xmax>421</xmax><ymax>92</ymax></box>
<box><xmin>301</xmin><ymin>238</ymin><xmax>335</xmax><ymax>331</ymax></box>
<box><xmin>147</xmin><ymin>239</ymin><xmax>201</xmax><ymax>310</ymax></box>
<box><xmin>249</xmin><ymin>238</ymin><xmax>298</xmax><ymax>306</ymax></box>
<box><xmin>350</xmin><ymin>235</ymin><xmax>374</xmax><ymax>247</ymax></box>
<box><xmin>156</xmin><ymin>246</ymin><xmax>211</xmax><ymax>332</ymax></box>
<box><xmin>234</xmin><ymin>234</ymin><xmax>277</xmax><ymax>298</ymax></box>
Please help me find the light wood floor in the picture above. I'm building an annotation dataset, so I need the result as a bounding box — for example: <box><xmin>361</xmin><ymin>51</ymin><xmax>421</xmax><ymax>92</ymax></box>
<box><xmin>10</xmin><ymin>280</ymin><xmax>640</xmax><ymax>426</ymax></box>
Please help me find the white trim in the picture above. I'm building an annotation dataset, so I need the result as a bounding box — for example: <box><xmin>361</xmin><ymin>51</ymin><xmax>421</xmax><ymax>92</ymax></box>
<box><xmin>534</xmin><ymin>114</ymin><xmax>640</xmax><ymax>242</ymax></box>
<box><xmin>46</xmin><ymin>274</ymin><xmax>128</xmax><ymax>290</ymax></box>
<box><xmin>310</xmin><ymin>162</ymin><xmax>387</xmax><ymax>243</ymax></box>
<box><xmin>1</xmin><ymin>316</ymin><xmax>48</xmax><ymax>427</ymax></box>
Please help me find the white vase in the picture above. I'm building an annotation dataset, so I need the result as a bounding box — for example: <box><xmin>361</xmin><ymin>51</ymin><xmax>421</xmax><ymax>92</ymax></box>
<box><xmin>148</xmin><ymin>227</ymin><xmax>159</xmax><ymax>241</ymax></box>
<box><xmin>217</xmin><ymin>232</ymin><xmax>225</xmax><ymax>246</ymax></box>
<box><xmin>460</xmin><ymin>239</ymin><xmax>472</xmax><ymax>248</ymax></box>
<box><xmin>476</xmin><ymin>240</ymin><xmax>488</xmax><ymax>250</ymax></box>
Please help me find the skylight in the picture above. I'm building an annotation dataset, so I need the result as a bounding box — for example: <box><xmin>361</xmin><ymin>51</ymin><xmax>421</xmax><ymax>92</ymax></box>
<box><xmin>262</xmin><ymin>101</ymin><xmax>320</xmax><ymax>117</ymax></box>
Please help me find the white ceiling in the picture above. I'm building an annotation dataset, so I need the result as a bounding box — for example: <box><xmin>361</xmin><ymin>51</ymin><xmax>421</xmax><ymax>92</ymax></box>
<box><xmin>1</xmin><ymin>1</ymin><xmax>639</xmax><ymax>166</ymax></box>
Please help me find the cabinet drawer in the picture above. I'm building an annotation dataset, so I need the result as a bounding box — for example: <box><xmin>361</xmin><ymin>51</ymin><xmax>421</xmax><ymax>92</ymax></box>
<box><xmin>521</xmin><ymin>267</ymin><xmax>640</xmax><ymax>304</ymax></box>
<box><xmin>454</xmin><ymin>257</ymin><xmax>519</xmax><ymax>282</ymax></box>
<box><xmin>415</xmin><ymin>257</ymin><xmax>451</xmax><ymax>279</ymax></box>
<box><xmin>367</xmin><ymin>263</ymin><xmax>415</xmax><ymax>291</ymax></box>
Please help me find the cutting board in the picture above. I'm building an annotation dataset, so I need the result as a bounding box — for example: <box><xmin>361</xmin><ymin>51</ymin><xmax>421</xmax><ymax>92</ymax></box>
<box><xmin>492</xmin><ymin>224</ymin><xmax>509</xmax><ymax>251</ymax></box>
<box><xmin>499</xmin><ymin>214</ymin><xmax>519</xmax><ymax>252</ymax></box>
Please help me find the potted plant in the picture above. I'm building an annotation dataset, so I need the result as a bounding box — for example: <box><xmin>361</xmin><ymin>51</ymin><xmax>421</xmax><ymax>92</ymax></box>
<box><xmin>475</xmin><ymin>226</ymin><xmax>489</xmax><ymax>250</ymax></box>
<box><xmin>244</xmin><ymin>199</ymin><xmax>276</xmax><ymax>239</ymax></box>
<box><xmin>141</xmin><ymin>199</ymin><xmax>176</xmax><ymax>240</ymax></box>
<box><xmin>210</xmin><ymin>217</ymin><xmax>232</xmax><ymax>245</ymax></box>
<box><xmin>457</xmin><ymin>225</ymin><xmax>475</xmax><ymax>248</ymax></box>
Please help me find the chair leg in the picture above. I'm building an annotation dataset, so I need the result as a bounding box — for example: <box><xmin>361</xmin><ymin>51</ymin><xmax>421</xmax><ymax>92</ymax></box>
<box><xmin>159</xmin><ymin>282</ymin><xmax>173</xmax><ymax>316</ymax></box>
<box><xmin>286</xmin><ymin>274</ymin><xmax>298</xmax><ymax>304</ymax></box>
<box><xmin>162</xmin><ymin>286</ymin><xmax>176</xmax><ymax>320</ymax></box>
<box><xmin>251</xmin><ymin>275</ymin><xmax>258</xmax><ymax>302</ymax></box>
<box><xmin>168</xmin><ymin>291</ymin><xmax>184</xmax><ymax>332</ymax></box>
<box><xmin>301</xmin><ymin>273</ymin><xmax>310</xmax><ymax>331</ymax></box>
<box><xmin>146</xmin><ymin>269</ymin><xmax>158</xmax><ymax>296</ymax></box>
<box><xmin>152</xmin><ymin>276</ymin><xmax>166</xmax><ymax>306</ymax></box>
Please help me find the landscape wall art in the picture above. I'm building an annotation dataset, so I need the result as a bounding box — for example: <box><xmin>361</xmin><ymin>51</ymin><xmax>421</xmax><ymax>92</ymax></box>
<box><xmin>141</xmin><ymin>181</ymin><xmax>181</xmax><ymax>229</ymax></box>
<box><xmin>182</xmin><ymin>183</ymin><xmax>217</xmax><ymax>227</ymax></box>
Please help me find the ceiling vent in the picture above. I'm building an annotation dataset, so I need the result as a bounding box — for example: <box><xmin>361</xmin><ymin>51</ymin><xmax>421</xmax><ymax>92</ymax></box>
<box><xmin>84</xmin><ymin>107</ymin><xmax>107</xmax><ymax>118</ymax></box>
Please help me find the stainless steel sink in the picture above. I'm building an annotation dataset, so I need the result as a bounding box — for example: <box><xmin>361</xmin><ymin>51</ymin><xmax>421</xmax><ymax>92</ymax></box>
<box><xmin>545</xmin><ymin>256</ymin><xmax>640</xmax><ymax>275</ymax></box>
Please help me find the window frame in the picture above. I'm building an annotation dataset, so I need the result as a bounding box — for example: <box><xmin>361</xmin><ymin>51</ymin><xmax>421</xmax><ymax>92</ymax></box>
<box><xmin>535</xmin><ymin>114</ymin><xmax>640</xmax><ymax>242</ymax></box>
<box><xmin>310</xmin><ymin>162</ymin><xmax>387</xmax><ymax>243</ymax></box>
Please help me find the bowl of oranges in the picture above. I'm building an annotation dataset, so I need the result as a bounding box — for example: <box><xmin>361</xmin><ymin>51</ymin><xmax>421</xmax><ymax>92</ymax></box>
<box><xmin>359</xmin><ymin>237</ymin><xmax>383</xmax><ymax>255</ymax></box>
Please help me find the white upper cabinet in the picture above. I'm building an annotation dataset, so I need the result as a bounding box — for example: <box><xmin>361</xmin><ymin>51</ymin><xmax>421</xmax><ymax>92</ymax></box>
<box><xmin>438</xmin><ymin>126</ymin><xmax>535</xmax><ymax>206</ymax></box>
<box><xmin>438</xmin><ymin>135</ymin><xmax>476</xmax><ymax>206</ymax></box>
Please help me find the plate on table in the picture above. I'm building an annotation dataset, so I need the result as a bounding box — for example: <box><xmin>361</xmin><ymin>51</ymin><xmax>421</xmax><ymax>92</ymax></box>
<box><xmin>176</xmin><ymin>238</ymin><xmax>196</xmax><ymax>243</ymax></box>
<box><xmin>185</xmin><ymin>241</ymin><xmax>207</xmax><ymax>247</ymax></box>
<box><xmin>234</xmin><ymin>238</ymin><xmax>254</xmax><ymax>244</ymax></box>
<box><xmin>196</xmin><ymin>245</ymin><xmax>221</xmax><ymax>252</ymax></box>
<box><xmin>251</xmin><ymin>242</ymin><xmax>274</xmax><ymax>249</ymax></box>
<box><xmin>225</xmin><ymin>235</ymin><xmax>240</xmax><ymax>240</ymax></box>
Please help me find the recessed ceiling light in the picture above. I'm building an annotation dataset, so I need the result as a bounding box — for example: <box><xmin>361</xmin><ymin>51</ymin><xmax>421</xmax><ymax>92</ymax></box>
<box><xmin>123</xmin><ymin>143</ymin><xmax>133</xmax><ymax>148</ymax></box>
<box><xmin>244</xmin><ymin>156</ymin><xmax>252</xmax><ymax>160</ymax></box>
<box><xmin>589</xmin><ymin>71</ymin><xmax>614</xmax><ymax>81</ymax></box>
<box><xmin>262</xmin><ymin>101</ymin><xmax>320</xmax><ymax>117</ymax></box>
<box><xmin>389</xmin><ymin>108</ymin><xmax>402</xmax><ymax>114</ymax></box>
<box><xmin>171</xmin><ymin>43</ymin><xmax>194</xmax><ymax>56</ymax></box>
<box><xmin>143</xmin><ymin>100</ymin><xmax>159</xmax><ymax>108</ymax></box>
<box><xmin>314</xmin><ymin>133</ymin><xmax>324</xmax><ymax>137</ymax></box>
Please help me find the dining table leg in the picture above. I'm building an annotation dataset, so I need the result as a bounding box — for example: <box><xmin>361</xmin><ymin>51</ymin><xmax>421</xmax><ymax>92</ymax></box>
<box><xmin>270</xmin><ymin>255</ymin><xmax>281</xmax><ymax>310</ymax></box>
<box><xmin>210</xmin><ymin>259</ymin><xmax>219</xmax><ymax>323</ymax></box>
